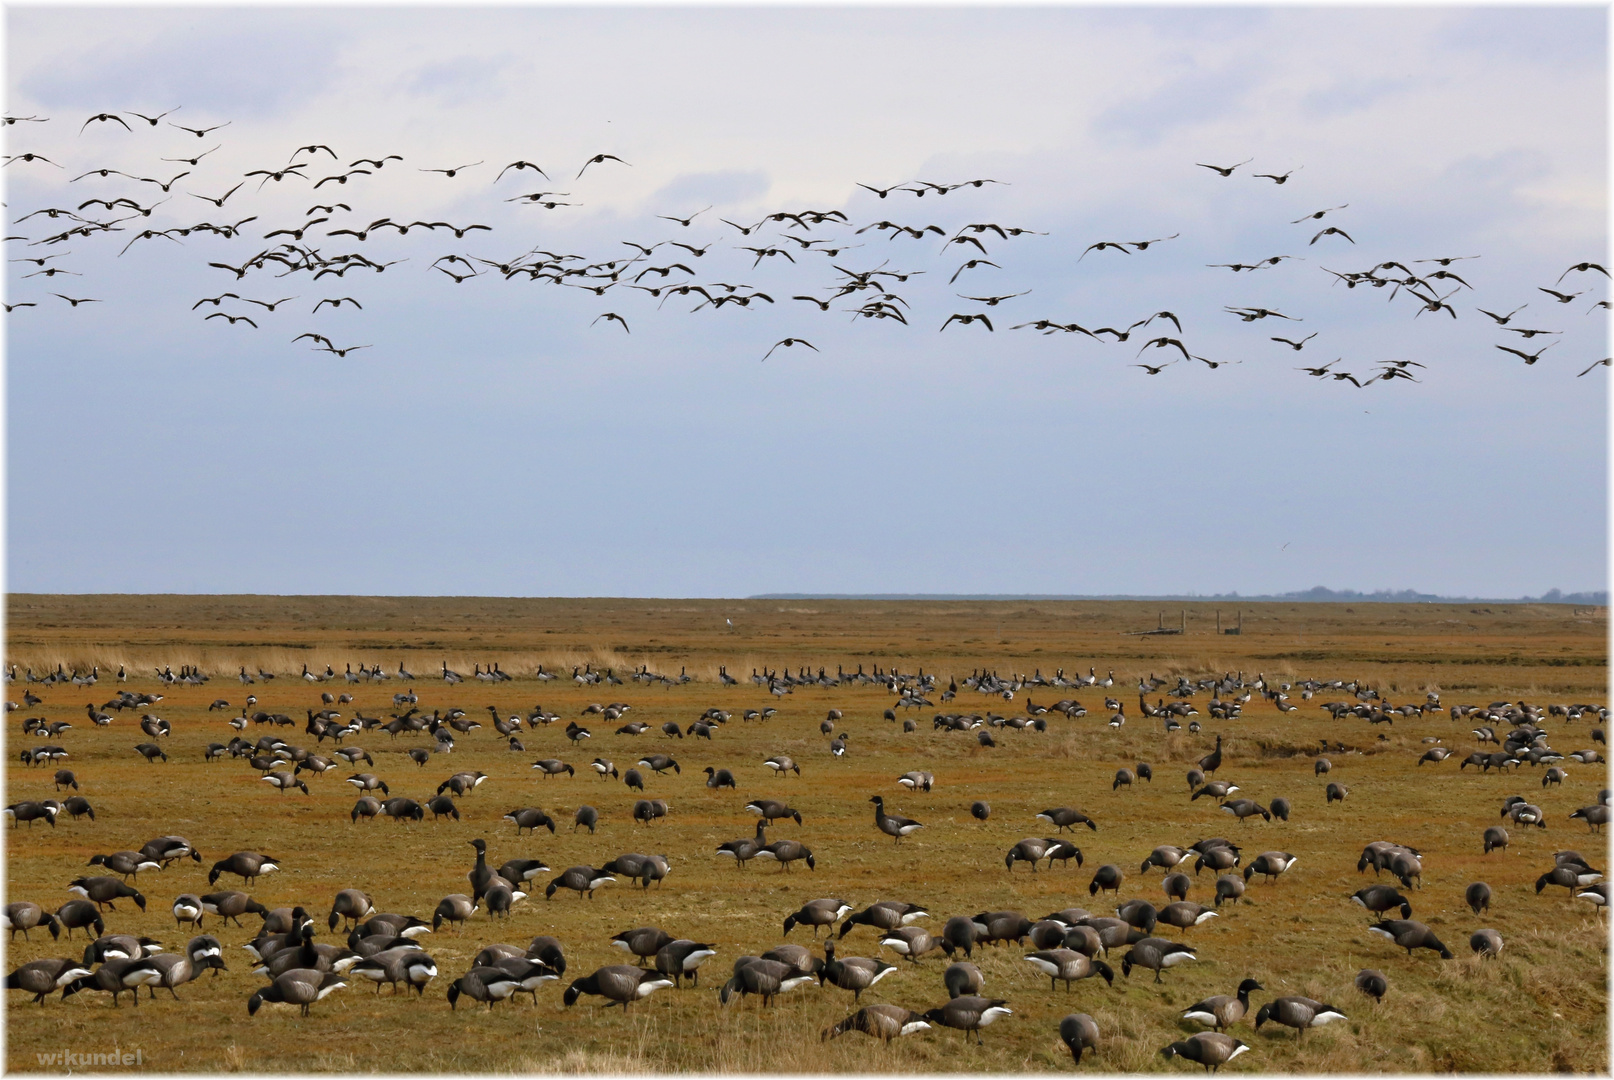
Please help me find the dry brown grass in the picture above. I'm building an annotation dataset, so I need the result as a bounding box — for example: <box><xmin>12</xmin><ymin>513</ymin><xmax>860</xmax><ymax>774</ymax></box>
<box><xmin>2</xmin><ymin>595</ymin><xmax>1607</xmax><ymax>1072</ymax></box>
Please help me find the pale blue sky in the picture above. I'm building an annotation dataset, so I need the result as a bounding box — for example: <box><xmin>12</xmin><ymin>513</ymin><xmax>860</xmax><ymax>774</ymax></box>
<box><xmin>5</xmin><ymin>6</ymin><xmax>1608</xmax><ymax>597</ymax></box>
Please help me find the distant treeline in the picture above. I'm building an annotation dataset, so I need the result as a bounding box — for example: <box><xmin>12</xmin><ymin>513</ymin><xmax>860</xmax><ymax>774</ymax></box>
<box><xmin>752</xmin><ymin>587</ymin><xmax>1609</xmax><ymax>605</ymax></box>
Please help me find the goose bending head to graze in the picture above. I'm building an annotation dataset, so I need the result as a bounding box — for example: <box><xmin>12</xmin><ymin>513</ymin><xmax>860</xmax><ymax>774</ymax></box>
<box><xmin>7</xmin><ymin>958</ymin><xmax>93</xmax><ymax>1004</ymax></box>
<box><xmin>840</xmin><ymin>900</ymin><xmax>929</xmax><ymax>938</ymax></box>
<box><xmin>546</xmin><ymin>866</ymin><xmax>616</xmax><ymax>899</ymax></box>
<box><xmin>1037</xmin><ymin>806</ymin><xmax>1097</xmax><ymax>833</ymax></box>
<box><xmin>208</xmin><ymin>852</ymin><xmax>280</xmax><ymax>886</ymax></box>
<box><xmin>4</xmin><ymin>902</ymin><xmax>61</xmax><ymax>941</ymax></box>
<box><xmin>654</xmin><ymin>939</ymin><xmax>717</xmax><ymax>987</ymax></box>
<box><xmin>1161</xmin><ymin>1032</ymin><xmax>1249</xmax><ymax>1072</ymax></box>
<box><xmin>1060</xmin><ymin>1013</ymin><xmax>1101</xmax><ymax>1065</ymax></box>
<box><xmin>1121</xmin><ymin>937</ymin><xmax>1196</xmax><ymax>983</ymax></box>
<box><xmin>922</xmin><ymin>995</ymin><xmax>1013</xmax><ymax>1044</ymax></box>
<box><xmin>1254</xmin><ymin>996</ymin><xmax>1346</xmax><ymax>1039</ymax></box>
<box><xmin>720</xmin><ymin>957</ymin><xmax>815</xmax><ymax>1007</ymax></box>
<box><xmin>1368</xmin><ymin>919</ymin><xmax>1452</xmax><ymax>959</ymax></box>
<box><xmin>822</xmin><ymin>1003</ymin><xmax>931</xmax><ymax>1042</ymax></box>
<box><xmin>784</xmin><ymin>899</ymin><xmax>852</xmax><ymax>937</ymax></box>
<box><xmin>1023</xmin><ymin>948</ymin><xmax>1114</xmax><ymax>991</ymax></box>
<box><xmin>1354</xmin><ymin>969</ymin><xmax>1387</xmax><ymax>1003</ymax></box>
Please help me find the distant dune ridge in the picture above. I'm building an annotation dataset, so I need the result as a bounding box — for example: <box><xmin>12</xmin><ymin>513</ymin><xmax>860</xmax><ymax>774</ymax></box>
<box><xmin>754</xmin><ymin>587</ymin><xmax>1608</xmax><ymax>605</ymax></box>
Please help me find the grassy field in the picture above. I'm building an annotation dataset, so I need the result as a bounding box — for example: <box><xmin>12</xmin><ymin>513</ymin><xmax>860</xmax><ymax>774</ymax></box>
<box><xmin>3</xmin><ymin>595</ymin><xmax>1608</xmax><ymax>1072</ymax></box>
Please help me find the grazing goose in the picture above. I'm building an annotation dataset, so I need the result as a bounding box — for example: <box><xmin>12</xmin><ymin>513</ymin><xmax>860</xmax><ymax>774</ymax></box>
<box><xmin>1007</xmin><ymin>837</ymin><xmax>1054</xmax><ymax>872</ymax></box>
<box><xmin>5</xmin><ymin>801</ymin><xmax>59</xmax><ymax>827</ymax></box>
<box><xmin>1142</xmin><ymin>846</ymin><xmax>1191</xmax><ymax>874</ymax></box>
<box><xmin>1369</xmin><ymin>919</ymin><xmax>1453</xmax><ymax>958</ymax></box>
<box><xmin>820</xmin><ymin>940</ymin><xmax>897</xmax><ymax>1002</ymax></box>
<box><xmin>1182</xmin><ymin>978</ymin><xmax>1262</xmax><ymax>1031</ymax></box>
<box><xmin>942</xmin><ymin>915</ymin><xmax>978</xmax><ymax>957</ymax></box>
<box><xmin>1269</xmin><ymin>796</ymin><xmax>1291</xmax><ymax>821</ymax></box>
<box><xmin>1194</xmin><ymin>844</ymin><xmax>1240</xmax><ymax>875</ymax></box>
<box><xmin>1466</xmin><ymin>882</ymin><xmax>1492</xmax><ymax>915</ymax></box>
<box><xmin>757</xmin><ymin>837</ymin><xmax>815</xmax><ymax>871</ymax></box>
<box><xmin>760</xmin><ymin>943</ymin><xmax>823</xmax><ymax>977</ymax></box>
<box><xmin>56</xmin><ymin>897</ymin><xmax>105</xmax><ymax>936</ymax></box>
<box><xmin>623</xmin><ymin>768</ymin><xmax>646</xmax><ymax>791</ymax></box>
<box><xmin>1116</xmin><ymin>899</ymin><xmax>1158</xmax><ymax>933</ymax></box>
<box><xmin>1350</xmin><ymin>885</ymin><xmax>1412</xmax><ymax>920</ymax></box>
<box><xmin>147</xmin><ymin>951</ymin><xmax>224</xmax><ymax>999</ymax></box>
<box><xmin>654</xmin><ymin>939</ymin><xmax>717</xmax><ymax>987</ymax></box>
<box><xmin>1244</xmin><ymin>852</ymin><xmax>1297</xmax><ymax>883</ymax></box>
<box><xmin>87</xmin><ymin>851</ymin><xmax>163</xmax><ymax>880</ymax></box>
<box><xmin>1158</xmin><ymin>902</ymin><xmax>1218</xmax><ymax>930</ymax></box>
<box><xmin>870</xmin><ymin>795</ymin><xmax>923</xmax><ymax>843</ymax></box>
<box><xmin>68</xmin><ymin>877</ymin><xmax>146</xmax><ymax>912</ymax></box>
<box><xmin>746</xmin><ymin>798</ymin><xmax>803</xmax><ymax>825</ymax></box>
<box><xmin>1037</xmin><ymin>806</ymin><xmax>1098</xmax><ymax>833</ymax></box>
<box><xmin>720</xmin><ymin>957</ymin><xmax>815</xmax><ymax>1006</ymax></box>
<box><xmin>1254</xmin><ymin>996</ymin><xmax>1346</xmax><ymax>1039</ymax></box>
<box><xmin>841</xmin><ymin>901</ymin><xmax>929</xmax><ymax>938</ymax></box>
<box><xmin>351</xmin><ymin>797</ymin><xmax>382</xmax><ymax>822</ymax></box>
<box><xmin>546</xmin><ymin>866</ymin><xmax>615</xmax><ymax>900</ymax></box>
<box><xmin>531</xmin><ymin>759</ymin><xmax>575</xmax><ymax>779</ymax></box>
<box><xmin>349</xmin><ymin>947</ymin><xmax>438</xmax><ymax>995</ymax></box>
<box><xmin>60</xmin><ymin>957</ymin><xmax>163</xmax><ymax>1007</ymax></box>
<box><xmin>4</xmin><ymin>902</ymin><xmax>60</xmax><ymax>940</ymax></box>
<box><xmin>1113</xmin><ymin>768</ymin><xmax>1135</xmax><ymax>791</ymax></box>
<box><xmin>592</xmin><ymin>759</ymin><xmax>621</xmax><ymax>781</ymax></box>
<box><xmin>1121</xmin><ymin>938</ymin><xmax>1197</xmax><ymax>982</ymax></box>
<box><xmin>187</xmin><ymin>934</ymin><xmax>225</xmax><ymax>976</ymax></box>
<box><xmin>703</xmin><ymin>766</ymin><xmax>736</xmax><ymax>789</ymax></box>
<box><xmin>944</xmin><ymin>960</ymin><xmax>984</xmax><ymax>998</ymax></box>
<box><xmin>1060</xmin><ymin>1012</ymin><xmax>1101</xmax><ymax>1065</ymax></box>
<box><xmin>1326</xmin><ymin>782</ymin><xmax>1348</xmax><ymax>804</ymax></box>
<box><xmin>878</xmin><ymin>926</ymin><xmax>943</xmax><ymax>961</ymax></box>
<box><xmin>1355</xmin><ymin>968</ymin><xmax>1387</xmax><ymax>1002</ymax></box>
<box><xmin>526</xmin><ymin>935</ymin><xmax>567</xmax><ymax>974</ymax></box>
<box><xmin>638</xmin><ymin>753</ymin><xmax>680</xmax><ymax>775</ymax></box>
<box><xmin>143</xmin><ymin>835</ymin><xmax>202</xmax><ymax>867</ymax></box>
<box><xmin>7</xmin><ymin>957</ymin><xmax>93</xmax><ymax>1004</ymax></box>
<box><xmin>632</xmin><ymin>799</ymin><xmax>671</xmax><ymax>825</ymax></box>
<box><xmin>200</xmin><ymin>891</ymin><xmax>268</xmax><ymax>927</ymax></box>
<box><xmin>573</xmin><ymin>806</ymin><xmax>599</xmax><ymax>834</ymax></box>
<box><xmin>717</xmin><ymin>821</ymin><xmax>769</xmax><ymax>869</ymax></box>
<box><xmin>172</xmin><ymin>894</ymin><xmax>205</xmax><ymax>929</ymax></box>
<box><xmin>923</xmin><ymin>995</ymin><xmax>1012</xmax><ymax>1043</ymax></box>
<box><xmin>1161</xmin><ymin>1032</ymin><xmax>1249</xmax><ymax>1072</ymax></box>
<box><xmin>1537</xmin><ymin>864</ymin><xmax>1601</xmax><ymax>895</ymax></box>
<box><xmin>1470</xmin><ymin>929</ymin><xmax>1503</xmax><ymax>957</ymax></box>
<box><xmin>611</xmin><ymin>927</ymin><xmax>675</xmax><ymax>965</ymax></box>
<box><xmin>785</xmin><ymin>899</ymin><xmax>852</xmax><ymax>937</ymax></box>
<box><xmin>763</xmin><ymin>755</ymin><xmax>801</xmax><ymax>777</ymax></box>
<box><xmin>503</xmin><ymin>807</ymin><xmax>557</xmax><ymax>835</ymax></box>
<box><xmin>1162</xmin><ymin>873</ymin><xmax>1192</xmax><ymax>901</ymax></box>
<box><xmin>1570</xmin><ymin>804</ymin><xmax>1610</xmax><ymax>832</ymax></box>
<box><xmin>1191</xmin><ymin>781</ymin><xmax>1241</xmax><ymax>801</ymax></box>
<box><xmin>898</xmin><ymin>770</ymin><xmax>934</xmax><ymax>792</ymax></box>
<box><xmin>487</xmin><ymin>957</ymin><xmax>560</xmax><ymax>1003</ymax></box>
<box><xmin>446</xmin><ymin>966</ymin><xmax>522</xmax><ymax>1009</ymax></box>
<box><xmin>1023</xmin><ymin>948</ymin><xmax>1114</xmax><ymax>991</ymax></box>
<box><xmin>1089</xmin><ymin>864</ymin><xmax>1124</xmax><ymax>896</ymax></box>
<box><xmin>1221</xmin><ymin>799</ymin><xmax>1270</xmax><ymax>824</ymax></box>
<box><xmin>432</xmin><ymin>895</ymin><xmax>475</xmax><ymax>932</ymax></box>
<box><xmin>498</xmin><ymin>858</ymin><xmax>552</xmax><ymax>886</ymax></box>
<box><xmin>1576</xmin><ymin>882</ymin><xmax>1608</xmax><ymax>906</ymax></box>
<box><xmin>823</xmin><ymin>1003</ymin><xmax>931</xmax><ymax>1042</ymax></box>
<box><xmin>208</xmin><ymin>852</ymin><xmax>280</xmax><ymax>886</ymax></box>
<box><xmin>1214</xmin><ymin>875</ymin><xmax>1245</xmax><ymax>907</ymax></box>
<box><xmin>971</xmin><ymin>801</ymin><xmax>991</xmax><ymax>822</ymax></box>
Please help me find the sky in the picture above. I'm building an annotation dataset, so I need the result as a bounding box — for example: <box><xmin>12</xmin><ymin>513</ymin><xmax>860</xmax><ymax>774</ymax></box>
<box><xmin>3</xmin><ymin>4</ymin><xmax>1609</xmax><ymax>598</ymax></box>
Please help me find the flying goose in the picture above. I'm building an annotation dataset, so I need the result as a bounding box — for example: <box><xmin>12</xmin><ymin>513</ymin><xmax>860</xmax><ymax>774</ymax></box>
<box><xmin>1182</xmin><ymin>978</ymin><xmax>1263</xmax><ymax>1031</ymax></box>
<box><xmin>823</xmin><ymin>1003</ymin><xmax>931</xmax><ymax>1042</ymax></box>
<box><xmin>1160</xmin><ymin>1032</ymin><xmax>1249</xmax><ymax>1072</ymax></box>
<box><xmin>922</xmin><ymin>995</ymin><xmax>1012</xmax><ymax>1043</ymax></box>
<box><xmin>1254</xmin><ymin>996</ymin><xmax>1346</xmax><ymax>1039</ymax></box>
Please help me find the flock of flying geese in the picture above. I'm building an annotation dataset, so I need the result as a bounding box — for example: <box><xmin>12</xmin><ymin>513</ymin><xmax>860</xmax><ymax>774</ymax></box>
<box><xmin>3</xmin><ymin>656</ymin><xmax>1609</xmax><ymax>1070</ymax></box>
<box><xmin>4</xmin><ymin>111</ymin><xmax>1607</xmax><ymax>379</ymax></box>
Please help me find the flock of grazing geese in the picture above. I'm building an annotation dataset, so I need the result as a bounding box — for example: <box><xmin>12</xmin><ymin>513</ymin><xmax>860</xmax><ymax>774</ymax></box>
<box><xmin>4</xmin><ymin>110</ymin><xmax>1608</xmax><ymax>379</ymax></box>
<box><xmin>3</xmin><ymin>656</ymin><xmax>1609</xmax><ymax>1070</ymax></box>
